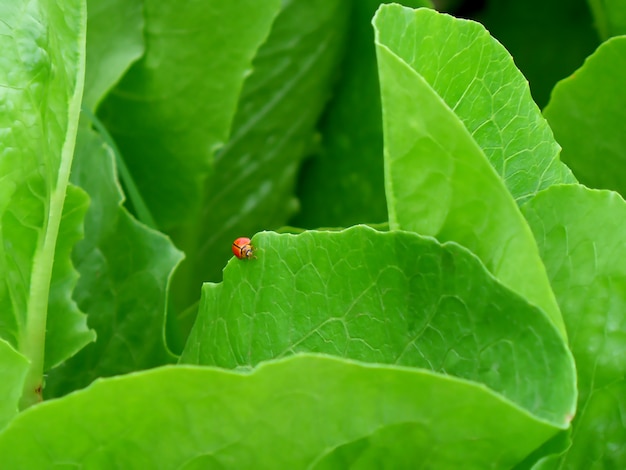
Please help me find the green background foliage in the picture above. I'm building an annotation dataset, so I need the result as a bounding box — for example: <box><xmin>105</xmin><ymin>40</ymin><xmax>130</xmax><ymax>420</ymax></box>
<box><xmin>0</xmin><ymin>0</ymin><xmax>624</xmax><ymax>467</ymax></box>
<box><xmin>475</xmin><ymin>0</ymin><xmax>599</xmax><ymax>108</ymax></box>
<box><xmin>97</xmin><ymin>0</ymin><xmax>281</xmax><ymax>234</ymax></box>
<box><xmin>544</xmin><ymin>36</ymin><xmax>626</xmax><ymax>197</ymax></box>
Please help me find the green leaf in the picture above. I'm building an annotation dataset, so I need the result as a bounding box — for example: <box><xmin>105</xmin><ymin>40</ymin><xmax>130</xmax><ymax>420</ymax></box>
<box><xmin>375</xmin><ymin>5</ymin><xmax>574</xmax><ymax>205</ymax></box>
<box><xmin>44</xmin><ymin>122</ymin><xmax>184</xmax><ymax>397</ymax></box>
<box><xmin>293</xmin><ymin>0</ymin><xmax>431</xmax><ymax>229</ymax></box>
<box><xmin>544</xmin><ymin>37</ymin><xmax>626</xmax><ymax>197</ymax></box>
<box><xmin>83</xmin><ymin>0</ymin><xmax>143</xmax><ymax>110</ymax></box>
<box><xmin>476</xmin><ymin>0</ymin><xmax>599</xmax><ymax>108</ymax></box>
<box><xmin>45</xmin><ymin>185</ymin><xmax>92</xmax><ymax>371</ymax></box>
<box><xmin>523</xmin><ymin>185</ymin><xmax>626</xmax><ymax>468</ymax></box>
<box><xmin>587</xmin><ymin>0</ymin><xmax>626</xmax><ymax>40</ymax></box>
<box><xmin>0</xmin><ymin>339</ymin><xmax>28</xmax><ymax>431</ymax></box>
<box><xmin>175</xmin><ymin>0</ymin><xmax>351</xmax><ymax>299</ymax></box>
<box><xmin>513</xmin><ymin>429</ymin><xmax>572</xmax><ymax>469</ymax></box>
<box><xmin>0</xmin><ymin>356</ymin><xmax>569</xmax><ymax>468</ymax></box>
<box><xmin>82</xmin><ymin>0</ymin><xmax>152</xmax><ymax>228</ymax></box>
<box><xmin>182</xmin><ymin>227</ymin><xmax>575</xmax><ymax>426</ymax></box>
<box><xmin>97</xmin><ymin>1</ymin><xmax>281</xmax><ymax>231</ymax></box>
<box><xmin>0</xmin><ymin>0</ymin><xmax>91</xmax><ymax>408</ymax></box>
<box><xmin>373</xmin><ymin>5</ymin><xmax>566</xmax><ymax>336</ymax></box>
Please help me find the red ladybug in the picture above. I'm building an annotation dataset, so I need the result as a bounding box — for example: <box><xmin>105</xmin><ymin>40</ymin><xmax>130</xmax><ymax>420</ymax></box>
<box><xmin>232</xmin><ymin>237</ymin><xmax>255</xmax><ymax>259</ymax></box>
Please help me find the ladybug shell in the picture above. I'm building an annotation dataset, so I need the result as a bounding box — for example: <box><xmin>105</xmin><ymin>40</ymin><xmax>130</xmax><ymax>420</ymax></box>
<box><xmin>232</xmin><ymin>237</ymin><xmax>254</xmax><ymax>259</ymax></box>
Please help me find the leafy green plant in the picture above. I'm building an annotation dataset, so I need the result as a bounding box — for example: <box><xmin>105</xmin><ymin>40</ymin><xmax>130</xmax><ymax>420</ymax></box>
<box><xmin>0</xmin><ymin>0</ymin><xmax>624</xmax><ymax>468</ymax></box>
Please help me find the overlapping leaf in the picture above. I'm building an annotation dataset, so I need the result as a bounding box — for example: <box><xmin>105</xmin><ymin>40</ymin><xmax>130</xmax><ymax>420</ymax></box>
<box><xmin>44</xmin><ymin>123</ymin><xmax>184</xmax><ymax>397</ymax></box>
<box><xmin>42</xmin><ymin>0</ymin><xmax>183</xmax><ymax>397</ymax></box>
<box><xmin>82</xmin><ymin>0</ymin><xmax>143</xmax><ymax>110</ymax></box>
<box><xmin>0</xmin><ymin>354</ymin><xmax>571</xmax><ymax>468</ymax></box>
<box><xmin>374</xmin><ymin>5</ymin><xmax>565</xmax><ymax>335</ymax></box>
<box><xmin>293</xmin><ymin>0</ymin><xmax>431</xmax><ymax>228</ymax></box>
<box><xmin>97</xmin><ymin>1</ymin><xmax>281</xmax><ymax>231</ymax></box>
<box><xmin>0</xmin><ymin>339</ymin><xmax>28</xmax><ymax>430</ymax></box>
<box><xmin>45</xmin><ymin>186</ymin><xmax>90</xmax><ymax>371</ymax></box>
<box><xmin>523</xmin><ymin>185</ymin><xmax>626</xmax><ymax>468</ymax></box>
<box><xmin>375</xmin><ymin>5</ymin><xmax>574</xmax><ymax>205</ymax></box>
<box><xmin>178</xmin><ymin>0</ymin><xmax>351</xmax><ymax>299</ymax></box>
<box><xmin>183</xmin><ymin>228</ymin><xmax>575</xmax><ymax>423</ymax></box>
<box><xmin>0</xmin><ymin>0</ymin><xmax>93</xmax><ymax>408</ymax></box>
<box><xmin>0</xmin><ymin>1</ymin><xmax>621</xmax><ymax>466</ymax></box>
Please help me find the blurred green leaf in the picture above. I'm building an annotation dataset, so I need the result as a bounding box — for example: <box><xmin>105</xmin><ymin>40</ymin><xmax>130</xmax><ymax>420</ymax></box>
<box><xmin>476</xmin><ymin>0</ymin><xmax>599</xmax><ymax>108</ymax></box>
<box><xmin>0</xmin><ymin>339</ymin><xmax>28</xmax><ymax>431</ymax></box>
<box><xmin>83</xmin><ymin>0</ymin><xmax>143</xmax><ymax>110</ymax></box>
<box><xmin>0</xmin><ymin>0</ymin><xmax>93</xmax><ymax>408</ymax></box>
<box><xmin>176</xmin><ymin>0</ymin><xmax>351</xmax><ymax>298</ymax></box>
<box><xmin>97</xmin><ymin>1</ymin><xmax>281</xmax><ymax>231</ymax></box>
<box><xmin>514</xmin><ymin>430</ymin><xmax>572</xmax><ymax>469</ymax></box>
<box><xmin>544</xmin><ymin>37</ymin><xmax>626</xmax><ymax>197</ymax></box>
<box><xmin>373</xmin><ymin>5</ymin><xmax>565</xmax><ymax>335</ymax></box>
<box><xmin>182</xmin><ymin>227</ymin><xmax>575</xmax><ymax>427</ymax></box>
<box><xmin>293</xmin><ymin>0</ymin><xmax>431</xmax><ymax>229</ymax></box>
<box><xmin>0</xmin><ymin>355</ymin><xmax>571</xmax><ymax>468</ymax></box>
<box><xmin>523</xmin><ymin>185</ymin><xmax>626</xmax><ymax>468</ymax></box>
<box><xmin>44</xmin><ymin>122</ymin><xmax>184</xmax><ymax>398</ymax></box>
<box><xmin>588</xmin><ymin>0</ymin><xmax>626</xmax><ymax>39</ymax></box>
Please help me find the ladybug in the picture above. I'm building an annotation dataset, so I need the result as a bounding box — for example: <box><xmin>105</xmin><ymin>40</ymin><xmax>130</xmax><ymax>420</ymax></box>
<box><xmin>232</xmin><ymin>237</ymin><xmax>255</xmax><ymax>259</ymax></box>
